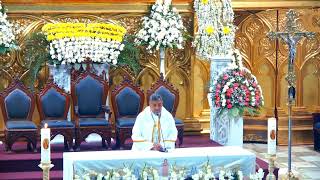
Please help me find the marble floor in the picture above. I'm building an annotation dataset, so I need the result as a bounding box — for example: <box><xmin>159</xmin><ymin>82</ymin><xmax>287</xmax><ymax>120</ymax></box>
<box><xmin>244</xmin><ymin>143</ymin><xmax>320</xmax><ymax>180</ymax></box>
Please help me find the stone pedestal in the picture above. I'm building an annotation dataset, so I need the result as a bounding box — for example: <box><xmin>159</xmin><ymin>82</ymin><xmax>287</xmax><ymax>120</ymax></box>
<box><xmin>208</xmin><ymin>56</ymin><xmax>232</xmax><ymax>142</ymax></box>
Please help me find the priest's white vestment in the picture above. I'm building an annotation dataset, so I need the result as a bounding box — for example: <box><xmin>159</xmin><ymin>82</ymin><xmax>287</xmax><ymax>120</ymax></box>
<box><xmin>131</xmin><ymin>106</ymin><xmax>177</xmax><ymax>151</ymax></box>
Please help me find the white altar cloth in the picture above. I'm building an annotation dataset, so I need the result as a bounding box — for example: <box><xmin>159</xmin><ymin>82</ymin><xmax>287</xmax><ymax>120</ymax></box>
<box><xmin>63</xmin><ymin>146</ymin><xmax>256</xmax><ymax>179</ymax></box>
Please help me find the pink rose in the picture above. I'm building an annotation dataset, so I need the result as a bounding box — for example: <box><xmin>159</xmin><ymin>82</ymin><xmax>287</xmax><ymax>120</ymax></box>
<box><xmin>227</xmin><ymin>104</ymin><xmax>232</xmax><ymax>109</ymax></box>
<box><xmin>223</xmin><ymin>75</ymin><xmax>229</xmax><ymax>80</ymax></box>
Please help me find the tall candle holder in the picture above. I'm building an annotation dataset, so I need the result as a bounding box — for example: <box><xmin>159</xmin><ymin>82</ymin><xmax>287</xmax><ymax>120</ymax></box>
<box><xmin>266</xmin><ymin>154</ymin><xmax>276</xmax><ymax>180</ymax></box>
<box><xmin>39</xmin><ymin>162</ymin><xmax>54</xmax><ymax>180</ymax></box>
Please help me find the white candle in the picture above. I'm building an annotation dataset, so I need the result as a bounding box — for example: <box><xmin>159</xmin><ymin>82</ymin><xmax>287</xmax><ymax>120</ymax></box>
<box><xmin>268</xmin><ymin>118</ymin><xmax>277</xmax><ymax>155</ymax></box>
<box><xmin>41</xmin><ymin>123</ymin><xmax>51</xmax><ymax>164</ymax></box>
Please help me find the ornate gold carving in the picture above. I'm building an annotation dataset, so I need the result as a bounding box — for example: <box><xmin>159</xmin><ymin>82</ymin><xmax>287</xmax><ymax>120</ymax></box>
<box><xmin>312</xmin><ymin>15</ymin><xmax>320</xmax><ymax>28</ymax></box>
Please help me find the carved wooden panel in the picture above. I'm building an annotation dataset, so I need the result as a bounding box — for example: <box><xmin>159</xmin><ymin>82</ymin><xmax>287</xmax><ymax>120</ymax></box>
<box><xmin>235</xmin><ymin>10</ymin><xmax>277</xmax><ymax>115</ymax></box>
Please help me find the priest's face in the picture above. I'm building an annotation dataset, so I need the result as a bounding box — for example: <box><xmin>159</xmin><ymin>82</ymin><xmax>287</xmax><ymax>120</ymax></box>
<box><xmin>150</xmin><ymin>100</ymin><xmax>163</xmax><ymax>115</ymax></box>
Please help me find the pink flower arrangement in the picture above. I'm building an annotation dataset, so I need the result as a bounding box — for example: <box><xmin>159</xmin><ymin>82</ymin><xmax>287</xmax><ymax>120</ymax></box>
<box><xmin>211</xmin><ymin>50</ymin><xmax>264</xmax><ymax>117</ymax></box>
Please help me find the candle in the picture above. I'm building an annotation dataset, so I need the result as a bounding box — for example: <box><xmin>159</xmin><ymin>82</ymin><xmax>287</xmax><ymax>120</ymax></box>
<box><xmin>41</xmin><ymin>123</ymin><xmax>51</xmax><ymax>164</ymax></box>
<box><xmin>268</xmin><ymin>118</ymin><xmax>277</xmax><ymax>155</ymax></box>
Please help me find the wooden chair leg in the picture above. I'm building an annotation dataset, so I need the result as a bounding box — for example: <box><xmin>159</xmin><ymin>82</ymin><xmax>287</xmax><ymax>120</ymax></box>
<box><xmin>102</xmin><ymin>138</ymin><xmax>107</xmax><ymax>148</ymax></box>
<box><xmin>5</xmin><ymin>142</ymin><xmax>12</xmax><ymax>152</ymax></box>
<box><xmin>32</xmin><ymin>139</ymin><xmax>37</xmax><ymax>153</ymax></box>
<box><xmin>27</xmin><ymin>142</ymin><xmax>33</xmax><ymax>151</ymax></box>
<box><xmin>106</xmin><ymin>137</ymin><xmax>111</xmax><ymax>149</ymax></box>
<box><xmin>66</xmin><ymin>135</ymin><xmax>74</xmax><ymax>152</ymax></box>
<box><xmin>178</xmin><ymin>127</ymin><xmax>184</xmax><ymax>147</ymax></box>
<box><xmin>74</xmin><ymin>129</ymin><xmax>81</xmax><ymax>151</ymax></box>
<box><xmin>119</xmin><ymin>129</ymin><xmax>126</xmax><ymax>149</ymax></box>
<box><xmin>4</xmin><ymin>133</ymin><xmax>13</xmax><ymax>152</ymax></box>
<box><xmin>64</xmin><ymin>139</ymin><xmax>69</xmax><ymax>150</ymax></box>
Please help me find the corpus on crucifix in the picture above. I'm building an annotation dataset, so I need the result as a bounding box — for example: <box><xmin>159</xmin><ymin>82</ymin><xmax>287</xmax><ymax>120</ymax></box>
<box><xmin>267</xmin><ymin>9</ymin><xmax>315</xmax><ymax>179</ymax></box>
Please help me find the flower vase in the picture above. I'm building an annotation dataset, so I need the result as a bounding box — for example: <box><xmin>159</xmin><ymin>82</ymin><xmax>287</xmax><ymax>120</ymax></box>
<box><xmin>159</xmin><ymin>47</ymin><xmax>165</xmax><ymax>77</ymax></box>
<box><xmin>215</xmin><ymin>110</ymin><xmax>243</xmax><ymax>147</ymax></box>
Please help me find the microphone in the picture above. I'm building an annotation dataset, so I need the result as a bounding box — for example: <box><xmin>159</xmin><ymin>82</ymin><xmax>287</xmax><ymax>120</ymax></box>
<box><xmin>156</xmin><ymin>112</ymin><xmax>168</xmax><ymax>153</ymax></box>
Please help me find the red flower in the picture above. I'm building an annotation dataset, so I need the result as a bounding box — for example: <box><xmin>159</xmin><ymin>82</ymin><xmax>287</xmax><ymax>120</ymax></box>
<box><xmin>226</xmin><ymin>99</ymin><xmax>231</xmax><ymax>104</ymax></box>
<box><xmin>227</xmin><ymin>104</ymin><xmax>232</xmax><ymax>109</ymax></box>
<box><xmin>223</xmin><ymin>75</ymin><xmax>229</xmax><ymax>80</ymax></box>
<box><xmin>217</xmin><ymin>84</ymin><xmax>221</xmax><ymax>89</ymax></box>
<box><xmin>245</xmin><ymin>98</ymin><xmax>250</xmax><ymax>102</ymax></box>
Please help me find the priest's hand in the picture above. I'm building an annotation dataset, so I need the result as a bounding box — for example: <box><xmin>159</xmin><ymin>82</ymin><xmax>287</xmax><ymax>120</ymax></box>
<box><xmin>151</xmin><ymin>143</ymin><xmax>162</xmax><ymax>151</ymax></box>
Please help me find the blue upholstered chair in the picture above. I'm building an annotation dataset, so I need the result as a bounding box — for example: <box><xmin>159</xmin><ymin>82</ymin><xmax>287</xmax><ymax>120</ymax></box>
<box><xmin>111</xmin><ymin>77</ymin><xmax>144</xmax><ymax>149</ymax></box>
<box><xmin>313</xmin><ymin>113</ymin><xmax>320</xmax><ymax>151</ymax></box>
<box><xmin>147</xmin><ymin>74</ymin><xmax>184</xmax><ymax>146</ymax></box>
<box><xmin>0</xmin><ymin>79</ymin><xmax>37</xmax><ymax>152</ymax></box>
<box><xmin>71</xmin><ymin>63</ymin><xmax>111</xmax><ymax>151</ymax></box>
<box><xmin>37</xmin><ymin>77</ymin><xmax>74</xmax><ymax>151</ymax></box>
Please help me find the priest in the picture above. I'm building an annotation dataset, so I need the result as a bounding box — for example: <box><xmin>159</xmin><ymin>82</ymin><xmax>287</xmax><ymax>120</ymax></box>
<box><xmin>131</xmin><ymin>93</ymin><xmax>177</xmax><ymax>151</ymax></box>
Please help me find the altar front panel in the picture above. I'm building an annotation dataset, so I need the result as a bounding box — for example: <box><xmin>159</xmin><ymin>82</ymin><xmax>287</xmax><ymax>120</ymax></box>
<box><xmin>63</xmin><ymin>147</ymin><xmax>256</xmax><ymax>179</ymax></box>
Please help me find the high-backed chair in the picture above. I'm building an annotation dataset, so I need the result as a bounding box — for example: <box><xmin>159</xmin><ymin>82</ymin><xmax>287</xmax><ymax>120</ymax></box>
<box><xmin>37</xmin><ymin>77</ymin><xmax>74</xmax><ymax>151</ymax></box>
<box><xmin>111</xmin><ymin>77</ymin><xmax>144</xmax><ymax>149</ymax></box>
<box><xmin>0</xmin><ymin>79</ymin><xmax>37</xmax><ymax>152</ymax></box>
<box><xmin>313</xmin><ymin>113</ymin><xmax>320</xmax><ymax>151</ymax></box>
<box><xmin>71</xmin><ymin>63</ymin><xmax>111</xmax><ymax>151</ymax></box>
<box><xmin>147</xmin><ymin>74</ymin><xmax>184</xmax><ymax>146</ymax></box>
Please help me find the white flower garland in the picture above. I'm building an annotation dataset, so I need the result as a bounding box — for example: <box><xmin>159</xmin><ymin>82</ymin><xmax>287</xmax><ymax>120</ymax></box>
<box><xmin>0</xmin><ymin>1</ymin><xmax>16</xmax><ymax>53</ymax></box>
<box><xmin>49</xmin><ymin>37</ymin><xmax>124</xmax><ymax>65</ymax></box>
<box><xmin>135</xmin><ymin>0</ymin><xmax>185</xmax><ymax>52</ymax></box>
<box><xmin>193</xmin><ymin>0</ymin><xmax>236</xmax><ymax>59</ymax></box>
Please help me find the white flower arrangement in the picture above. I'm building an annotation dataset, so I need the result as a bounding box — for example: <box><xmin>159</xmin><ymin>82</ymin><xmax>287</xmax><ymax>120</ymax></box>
<box><xmin>0</xmin><ymin>1</ymin><xmax>17</xmax><ymax>54</ymax></box>
<box><xmin>249</xmin><ymin>168</ymin><xmax>265</xmax><ymax>180</ymax></box>
<box><xmin>42</xmin><ymin>22</ymin><xmax>126</xmax><ymax>65</ymax></box>
<box><xmin>48</xmin><ymin>37</ymin><xmax>124</xmax><ymax>65</ymax></box>
<box><xmin>79</xmin><ymin>166</ymin><xmax>137</xmax><ymax>180</ymax></box>
<box><xmin>135</xmin><ymin>0</ymin><xmax>185</xmax><ymax>52</ymax></box>
<box><xmin>193</xmin><ymin>0</ymin><xmax>236</xmax><ymax>59</ymax></box>
<box><xmin>140</xmin><ymin>166</ymin><xmax>160</xmax><ymax>180</ymax></box>
<box><xmin>77</xmin><ymin>164</ymin><xmax>265</xmax><ymax>180</ymax></box>
<box><xmin>169</xmin><ymin>165</ymin><xmax>187</xmax><ymax>180</ymax></box>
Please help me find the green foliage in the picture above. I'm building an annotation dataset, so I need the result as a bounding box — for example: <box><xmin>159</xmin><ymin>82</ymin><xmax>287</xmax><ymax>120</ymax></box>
<box><xmin>24</xmin><ymin>32</ymin><xmax>50</xmax><ymax>91</ymax></box>
<box><xmin>218</xmin><ymin>106</ymin><xmax>261</xmax><ymax>118</ymax></box>
<box><xmin>23</xmin><ymin>32</ymin><xmax>141</xmax><ymax>90</ymax></box>
<box><xmin>117</xmin><ymin>34</ymin><xmax>141</xmax><ymax>75</ymax></box>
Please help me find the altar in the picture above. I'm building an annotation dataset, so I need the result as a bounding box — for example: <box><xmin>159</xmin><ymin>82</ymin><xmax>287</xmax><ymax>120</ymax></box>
<box><xmin>63</xmin><ymin>146</ymin><xmax>256</xmax><ymax>179</ymax></box>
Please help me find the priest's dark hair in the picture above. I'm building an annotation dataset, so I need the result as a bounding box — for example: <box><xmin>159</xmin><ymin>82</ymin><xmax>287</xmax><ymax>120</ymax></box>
<box><xmin>149</xmin><ymin>93</ymin><xmax>163</xmax><ymax>102</ymax></box>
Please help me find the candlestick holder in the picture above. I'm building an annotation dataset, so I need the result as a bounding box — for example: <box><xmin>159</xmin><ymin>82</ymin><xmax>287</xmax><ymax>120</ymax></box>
<box><xmin>266</xmin><ymin>154</ymin><xmax>276</xmax><ymax>180</ymax></box>
<box><xmin>39</xmin><ymin>162</ymin><xmax>54</xmax><ymax>180</ymax></box>
<box><xmin>285</xmin><ymin>171</ymin><xmax>299</xmax><ymax>180</ymax></box>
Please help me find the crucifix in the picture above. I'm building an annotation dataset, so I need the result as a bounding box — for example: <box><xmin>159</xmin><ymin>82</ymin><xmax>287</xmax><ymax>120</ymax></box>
<box><xmin>267</xmin><ymin>9</ymin><xmax>315</xmax><ymax>179</ymax></box>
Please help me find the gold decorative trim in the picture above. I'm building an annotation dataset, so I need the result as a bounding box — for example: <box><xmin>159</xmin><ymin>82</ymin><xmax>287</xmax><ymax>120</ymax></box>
<box><xmin>4</xmin><ymin>1</ymin><xmax>320</xmax><ymax>14</ymax></box>
<box><xmin>5</xmin><ymin>3</ymin><xmax>192</xmax><ymax>14</ymax></box>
